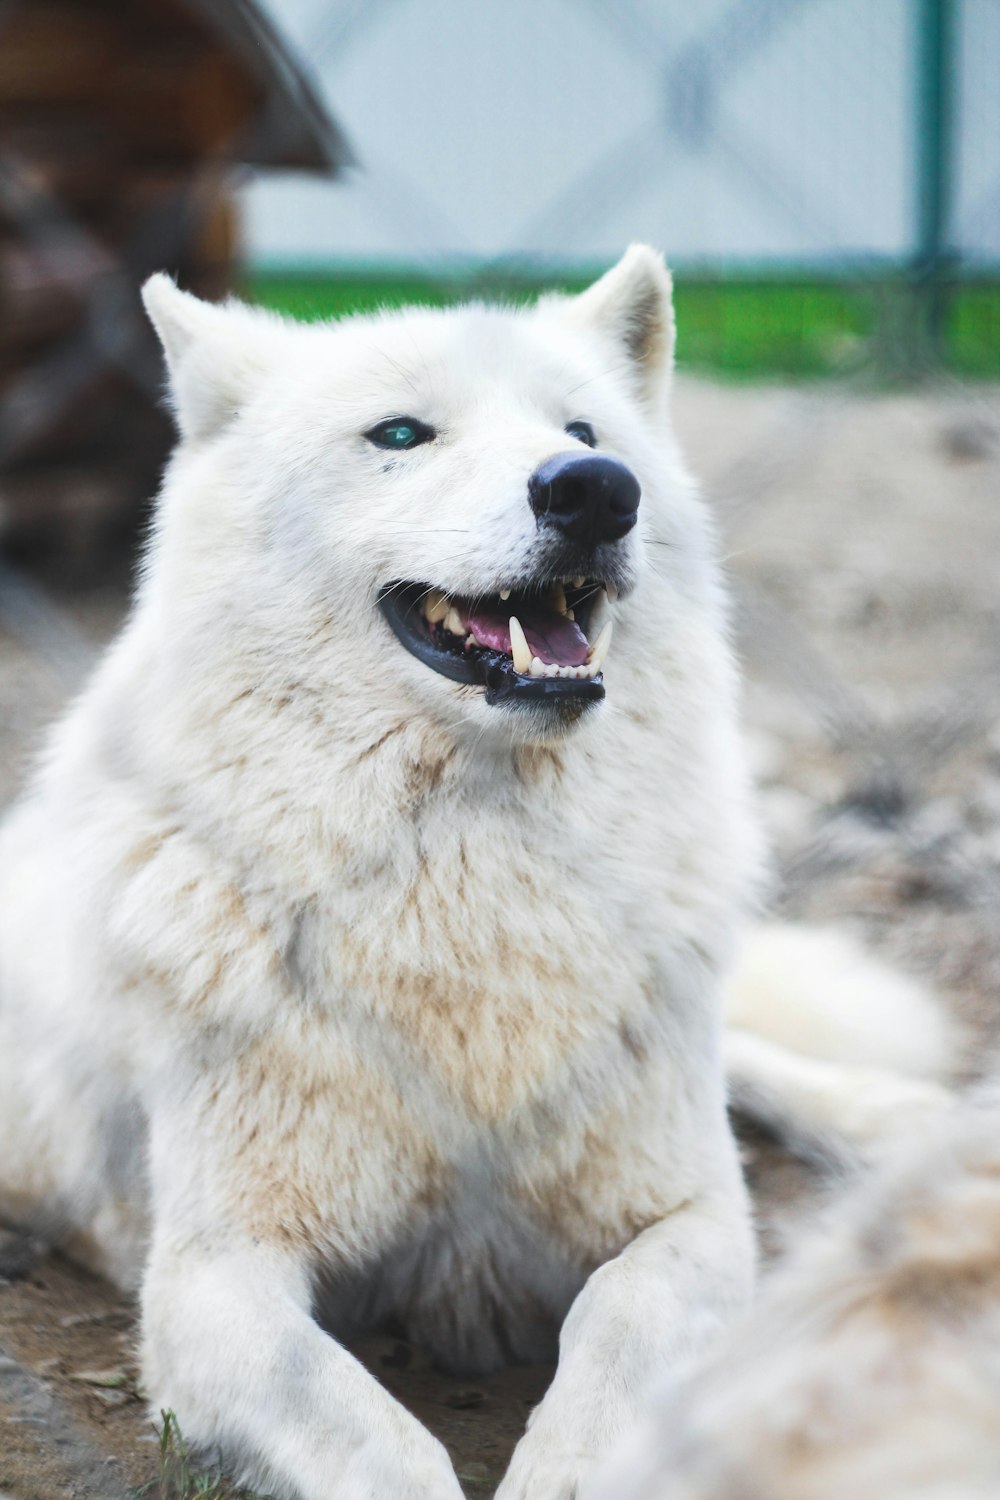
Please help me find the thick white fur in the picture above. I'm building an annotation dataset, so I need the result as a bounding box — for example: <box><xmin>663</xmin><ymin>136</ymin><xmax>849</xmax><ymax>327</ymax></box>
<box><xmin>730</xmin><ymin>923</ymin><xmax>956</xmax><ymax>1077</ymax></box>
<box><xmin>726</xmin><ymin>923</ymin><xmax>957</xmax><ymax>1163</ymax></box>
<box><xmin>0</xmin><ymin>248</ymin><xmax>955</xmax><ymax>1499</ymax></box>
<box><xmin>587</xmin><ymin>1084</ymin><xmax>999</xmax><ymax>1500</ymax></box>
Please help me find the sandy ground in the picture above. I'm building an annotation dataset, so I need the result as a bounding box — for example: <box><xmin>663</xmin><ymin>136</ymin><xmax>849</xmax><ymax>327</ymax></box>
<box><xmin>1</xmin><ymin>374</ymin><xmax>999</xmax><ymax>1498</ymax></box>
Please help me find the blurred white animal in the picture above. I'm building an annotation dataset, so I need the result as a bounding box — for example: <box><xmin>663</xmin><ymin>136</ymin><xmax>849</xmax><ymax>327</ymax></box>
<box><xmin>0</xmin><ymin>247</ymin><xmax>955</xmax><ymax>1500</ymax></box>
<box><xmin>588</xmin><ymin>1082</ymin><xmax>999</xmax><ymax>1500</ymax></box>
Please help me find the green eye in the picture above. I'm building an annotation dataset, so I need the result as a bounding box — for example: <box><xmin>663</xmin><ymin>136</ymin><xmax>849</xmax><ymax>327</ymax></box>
<box><xmin>365</xmin><ymin>416</ymin><xmax>435</xmax><ymax>450</ymax></box>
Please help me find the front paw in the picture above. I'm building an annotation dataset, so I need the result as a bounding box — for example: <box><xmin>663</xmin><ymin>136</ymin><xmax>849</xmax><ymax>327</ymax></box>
<box><xmin>495</xmin><ymin>1429</ymin><xmax>598</xmax><ymax>1500</ymax></box>
<box><xmin>333</xmin><ymin>1425</ymin><xmax>465</xmax><ymax>1500</ymax></box>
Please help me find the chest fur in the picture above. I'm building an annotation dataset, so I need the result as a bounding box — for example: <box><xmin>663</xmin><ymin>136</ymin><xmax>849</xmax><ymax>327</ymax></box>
<box><xmin>296</xmin><ymin>792</ymin><xmax>664</xmax><ymax>1123</ymax></box>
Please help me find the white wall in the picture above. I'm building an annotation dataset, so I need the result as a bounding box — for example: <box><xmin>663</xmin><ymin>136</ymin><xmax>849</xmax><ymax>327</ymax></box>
<box><xmin>243</xmin><ymin>0</ymin><xmax>1000</xmax><ymax>271</ymax></box>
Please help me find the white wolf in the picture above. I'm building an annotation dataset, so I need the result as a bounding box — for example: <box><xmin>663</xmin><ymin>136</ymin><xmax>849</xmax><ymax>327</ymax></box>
<box><xmin>0</xmin><ymin>248</ymin><xmax>951</xmax><ymax>1500</ymax></box>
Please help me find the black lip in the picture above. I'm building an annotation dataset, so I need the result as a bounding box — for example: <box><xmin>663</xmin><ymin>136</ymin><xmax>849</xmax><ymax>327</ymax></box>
<box><xmin>377</xmin><ymin>582</ymin><xmax>606</xmax><ymax>709</ymax></box>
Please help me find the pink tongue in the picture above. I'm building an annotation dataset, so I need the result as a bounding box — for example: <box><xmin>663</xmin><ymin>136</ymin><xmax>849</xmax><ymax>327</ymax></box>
<box><xmin>459</xmin><ymin>598</ymin><xmax>590</xmax><ymax>666</ymax></box>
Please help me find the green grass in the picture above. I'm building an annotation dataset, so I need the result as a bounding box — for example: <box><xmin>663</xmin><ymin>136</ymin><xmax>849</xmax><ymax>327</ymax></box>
<box><xmin>948</xmin><ymin>283</ymin><xmax>1000</xmax><ymax>377</ymax></box>
<box><xmin>246</xmin><ymin>271</ymin><xmax>1000</xmax><ymax>381</ymax></box>
<box><xmin>131</xmin><ymin>1411</ymin><xmax>270</xmax><ymax>1500</ymax></box>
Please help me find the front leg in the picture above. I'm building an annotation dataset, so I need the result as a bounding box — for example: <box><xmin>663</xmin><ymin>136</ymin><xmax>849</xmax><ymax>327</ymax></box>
<box><xmin>142</xmin><ymin>1236</ymin><xmax>465</xmax><ymax>1500</ymax></box>
<box><xmin>139</xmin><ymin>1033</ymin><xmax>466</xmax><ymax>1500</ymax></box>
<box><xmin>496</xmin><ymin>1192</ymin><xmax>754</xmax><ymax>1500</ymax></box>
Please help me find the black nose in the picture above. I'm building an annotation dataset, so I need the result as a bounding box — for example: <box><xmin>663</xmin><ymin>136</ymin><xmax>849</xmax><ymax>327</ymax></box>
<box><xmin>528</xmin><ymin>452</ymin><xmax>640</xmax><ymax>545</ymax></box>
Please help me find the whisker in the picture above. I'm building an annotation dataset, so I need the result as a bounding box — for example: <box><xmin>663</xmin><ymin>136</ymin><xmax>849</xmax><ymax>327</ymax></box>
<box><xmin>366</xmin><ymin>344</ymin><xmax>420</xmax><ymax>399</ymax></box>
<box><xmin>564</xmin><ymin>360</ymin><xmax>635</xmax><ymax>399</ymax></box>
<box><xmin>718</xmin><ymin>542</ymin><xmax>765</xmax><ymax>565</ymax></box>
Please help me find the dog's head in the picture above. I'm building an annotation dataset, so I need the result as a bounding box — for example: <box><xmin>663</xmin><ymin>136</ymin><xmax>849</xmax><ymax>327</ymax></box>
<box><xmin>143</xmin><ymin>247</ymin><xmax>708</xmax><ymax>746</ymax></box>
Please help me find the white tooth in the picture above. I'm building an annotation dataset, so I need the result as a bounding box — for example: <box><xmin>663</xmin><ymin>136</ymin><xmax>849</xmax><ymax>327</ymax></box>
<box><xmin>444</xmin><ymin>607</ymin><xmax>465</xmax><ymax>637</ymax></box>
<box><xmin>565</xmin><ymin>609</ymin><xmax>575</xmax><ymax>621</ymax></box>
<box><xmin>424</xmin><ymin>589</ymin><xmax>448</xmax><ymax>624</ymax></box>
<box><xmin>529</xmin><ymin>656</ymin><xmax>546</xmax><ymax>678</ymax></box>
<box><xmin>606</xmin><ymin>581</ymin><xmax>618</xmax><ymax>603</ymax></box>
<box><xmin>572</xmin><ymin>575</ymin><xmax>585</xmax><ymax>589</ymax></box>
<box><xmin>509</xmin><ymin>615</ymin><xmax>531</xmax><ymax>675</ymax></box>
<box><xmin>499</xmin><ymin>587</ymin><xmax>511</xmax><ymax>601</ymax></box>
<box><xmin>551</xmin><ymin>582</ymin><xmax>568</xmax><ymax>616</ymax></box>
<box><xmin>587</xmin><ymin>620</ymin><xmax>613</xmax><ymax>673</ymax></box>
<box><xmin>588</xmin><ymin>587</ymin><xmax>609</xmax><ymax>637</ymax></box>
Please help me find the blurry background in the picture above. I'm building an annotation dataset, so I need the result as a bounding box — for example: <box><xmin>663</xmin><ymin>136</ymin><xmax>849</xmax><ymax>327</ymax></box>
<box><xmin>1</xmin><ymin>5</ymin><xmax>1000</xmax><ymax>1496</ymax></box>
<box><xmin>246</xmin><ymin>0</ymin><xmax>1000</xmax><ymax>381</ymax></box>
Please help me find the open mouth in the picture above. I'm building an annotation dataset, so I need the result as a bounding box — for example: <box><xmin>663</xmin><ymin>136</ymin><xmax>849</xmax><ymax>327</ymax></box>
<box><xmin>378</xmin><ymin>577</ymin><xmax>616</xmax><ymax>708</ymax></box>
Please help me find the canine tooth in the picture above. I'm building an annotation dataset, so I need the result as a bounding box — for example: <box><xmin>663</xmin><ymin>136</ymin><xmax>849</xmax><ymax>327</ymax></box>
<box><xmin>587</xmin><ymin>619</ymin><xmax>613</xmax><ymax>673</ymax></box>
<box><xmin>509</xmin><ymin>615</ymin><xmax>531</xmax><ymax>675</ymax></box>
<box><xmin>565</xmin><ymin>608</ymin><xmax>575</xmax><ymax>622</ymax></box>
<box><xmin>424</xmin><ymin>589</ymin><xmax>448</xmax><ymax>624</ymax></box>
<box><xmin>588</xmin><ymin>588</ymin><xmax>609</xmax><ymax>637</ymax></box>
<box><xmin>444</xmin><ymin>607</ymin><xmax>465</xmax><ymax>636</ymax></box>
<box><xmin>499</xmin><ymin>587</ymin><xmax>511</xmax><ymax>601</ymax></box>
<box><xmin>551</xmin><ymin>582</ymin><xmax>568</xmax><ymax>615</ymax></box>
<box><xmin>606</xmin><ymin>582</ymin><xmax>618</xmax><ymax>603</ymax></box>
<box><xmin>572</xmin><ymin>575</ymin><xmax>585</xmax><ymax>589</ymax></box>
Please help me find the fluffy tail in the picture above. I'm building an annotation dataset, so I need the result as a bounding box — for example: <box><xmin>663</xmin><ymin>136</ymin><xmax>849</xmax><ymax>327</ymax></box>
<box><xmin>723</xmin><ymin>923</ymin><xmax>961</xmax><ymax>1165</ymax></box>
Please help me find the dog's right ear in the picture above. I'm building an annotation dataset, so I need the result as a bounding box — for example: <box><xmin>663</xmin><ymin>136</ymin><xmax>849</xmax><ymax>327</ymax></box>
<box><xmin>142</xmin><ymin>275</ymin><xmax>276</xmax><ymax>443</ymax></box>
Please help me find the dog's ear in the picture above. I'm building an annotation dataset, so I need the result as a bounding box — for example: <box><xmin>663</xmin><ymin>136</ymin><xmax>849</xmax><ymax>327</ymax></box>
<box><xmin>142</xmin><ymin>275</ymin><xmax>277</xmax><ymax>442</ymax></box>
<box><xmin>560</xmin><ymin>244</ymin><xmax>675</xmax><ymax>410</ymax></box>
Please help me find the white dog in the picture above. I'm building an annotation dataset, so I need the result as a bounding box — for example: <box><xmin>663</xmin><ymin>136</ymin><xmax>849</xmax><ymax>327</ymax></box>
<box><xmin>0</xmin><ymin>248</ymin><xmax>952</xmax><ymax>1500</ymax></box>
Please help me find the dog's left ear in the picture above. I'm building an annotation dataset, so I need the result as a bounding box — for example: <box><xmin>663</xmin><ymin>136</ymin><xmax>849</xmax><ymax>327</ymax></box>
<box><xmin>559</xmin><ymin>244</ymin><xmax>675</xmax><ymax>411</ymax></box>
<box><xmin>142</xmin><ymin>275</ymin><xmax>280</xmax><ymax>443</ymax></box>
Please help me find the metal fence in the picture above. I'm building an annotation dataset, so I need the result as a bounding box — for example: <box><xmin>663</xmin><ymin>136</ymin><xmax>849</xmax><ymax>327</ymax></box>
<box><xmin>245</xmin><ymin>0</ymin><xmax>1000</xmax><ymax>374</ymax></box>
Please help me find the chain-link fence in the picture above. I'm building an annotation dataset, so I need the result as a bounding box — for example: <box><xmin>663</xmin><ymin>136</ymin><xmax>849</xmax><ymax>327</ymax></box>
<box><xmin>247</xmin><ymin>0</ymin><xmax>1000</xmax><ymax>379</ymax></box>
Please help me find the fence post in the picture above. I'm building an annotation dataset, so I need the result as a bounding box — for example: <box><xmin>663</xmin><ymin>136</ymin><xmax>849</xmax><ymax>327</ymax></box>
<box><xmin>911</xmin><ymin>0</ymin><xmax>955</xmax><ymax>372</ymax></box>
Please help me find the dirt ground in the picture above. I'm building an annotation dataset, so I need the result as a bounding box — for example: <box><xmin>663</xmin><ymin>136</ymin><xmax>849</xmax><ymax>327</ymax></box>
<box><xmin>1</xmin><ymin>374</ymin><xmax>999</xmax><ymax>1498</ymax></box>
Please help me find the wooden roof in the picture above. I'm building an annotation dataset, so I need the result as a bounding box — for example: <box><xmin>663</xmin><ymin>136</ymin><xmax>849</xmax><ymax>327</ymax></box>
<box><xmin>0</xmin><ymin>0</ymin><xmax>353</xmax><ymax>174</ymax></box>
<box><xmin>183</xmin><ymin>0</ymin><xmax>353</xmax><ymax>172</ymax></box>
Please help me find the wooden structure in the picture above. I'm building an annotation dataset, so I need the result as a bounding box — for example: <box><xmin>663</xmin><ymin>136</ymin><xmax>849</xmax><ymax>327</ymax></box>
<box><xmin>0</xmin><ymin>0</ymin><xmax>349</xmax><ymax>558</ymax></box>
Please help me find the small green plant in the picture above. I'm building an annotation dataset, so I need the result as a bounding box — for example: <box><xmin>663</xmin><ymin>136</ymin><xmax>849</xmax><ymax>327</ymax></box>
<box><xmin>131</xmin><ymin>1409</ymin><xmax>269</xmax><ymax>1500</ymax></box>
